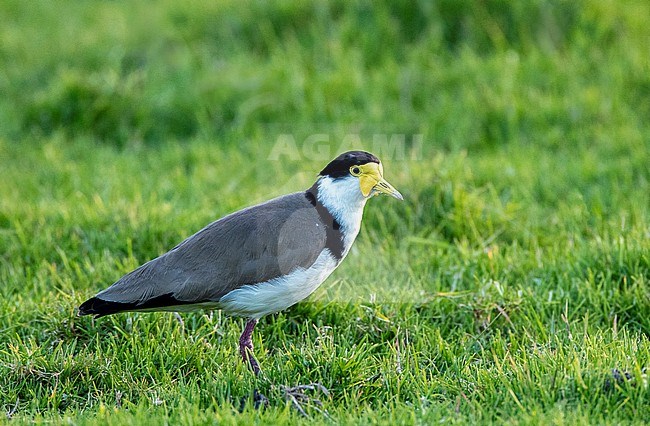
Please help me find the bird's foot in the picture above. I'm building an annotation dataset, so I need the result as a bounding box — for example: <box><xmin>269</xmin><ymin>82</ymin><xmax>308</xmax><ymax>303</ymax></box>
<box><xmin>253</xmin><ymin>389</ymin><xmax>269</xmax><ymax>409</ymax></box>
<box><xmin>280</xmin><ymin>383</ymin><xmax>330</xmax><ymax>418</ymax></box>
<box><xmin>239</xmin><ymin>388</ymin><xmax>269</xmax><ymax>411</ymax></box>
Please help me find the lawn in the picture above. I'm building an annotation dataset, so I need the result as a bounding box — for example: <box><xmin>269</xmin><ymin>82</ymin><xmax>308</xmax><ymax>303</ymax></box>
<box><xmin>1</xmin><ymin>0</ymin><xmax>649</xmax><ymax>424</ymax></box>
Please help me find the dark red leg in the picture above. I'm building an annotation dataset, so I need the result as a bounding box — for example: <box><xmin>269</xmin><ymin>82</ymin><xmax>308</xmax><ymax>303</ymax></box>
<box><xmin>239</xmin><ymin>318</ymin><xmax>261</xmax><ymax>375</ymax></box>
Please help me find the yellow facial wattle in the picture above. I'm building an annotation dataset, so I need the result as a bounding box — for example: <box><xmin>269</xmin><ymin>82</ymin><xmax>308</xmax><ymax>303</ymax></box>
<box><xmin>352</xmin><ymin>163</ymin><xmax>403</xmax><ymax>200</ymax></box>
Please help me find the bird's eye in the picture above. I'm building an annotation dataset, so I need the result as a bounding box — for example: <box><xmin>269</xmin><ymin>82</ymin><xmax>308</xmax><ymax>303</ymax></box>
<box><xmin>351</xmin><ymin>166</ymin><xmax>361</xmax><ymax>176</ymax></box>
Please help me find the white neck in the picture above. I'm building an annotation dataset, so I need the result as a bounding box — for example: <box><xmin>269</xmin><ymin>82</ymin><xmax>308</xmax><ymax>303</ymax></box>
<box><xmin>315</xmin><ymin>175</ymin><xmax>368</xmax><ymax>254</ymax></box>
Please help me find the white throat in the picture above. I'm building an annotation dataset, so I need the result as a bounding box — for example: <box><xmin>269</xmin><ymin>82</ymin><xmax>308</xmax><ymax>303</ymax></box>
<box><xmin>315</xmin><ymin>175</ymin><xmax>368</xmax><ymax>254</ymax></box>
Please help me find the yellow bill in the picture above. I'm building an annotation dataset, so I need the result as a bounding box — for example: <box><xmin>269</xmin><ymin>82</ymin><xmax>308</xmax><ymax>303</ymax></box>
<box><xmin>354</xmin><ymin>163</ymin><xmax>404</xmax><ymax>200</ymax></box>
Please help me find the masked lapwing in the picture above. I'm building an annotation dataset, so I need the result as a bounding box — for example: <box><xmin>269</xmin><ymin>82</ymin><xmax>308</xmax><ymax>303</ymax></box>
<box><xmin>79</xmin><ymin>151</ymin><xmax>403</xmax><ymax>375</ymax></box>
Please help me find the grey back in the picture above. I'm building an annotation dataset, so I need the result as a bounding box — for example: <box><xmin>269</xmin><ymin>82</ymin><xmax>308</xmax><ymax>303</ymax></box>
<box><xmin>97</xmin><ymin>192</ymin><xmax>327</xmax><ymax>305</ymax></box>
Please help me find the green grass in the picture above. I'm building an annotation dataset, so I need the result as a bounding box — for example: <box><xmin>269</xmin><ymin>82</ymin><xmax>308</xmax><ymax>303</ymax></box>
<box><xmin>1</xmin><ymin>0</ymin><xmax>649</xmax><ymax>424</ymax></box>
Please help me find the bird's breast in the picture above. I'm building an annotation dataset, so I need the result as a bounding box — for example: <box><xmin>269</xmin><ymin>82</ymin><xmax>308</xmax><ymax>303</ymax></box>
<box><xmin>338</xmin><ymin>208</ymin><xmax>364</xmax><ymax>257</ymax></box>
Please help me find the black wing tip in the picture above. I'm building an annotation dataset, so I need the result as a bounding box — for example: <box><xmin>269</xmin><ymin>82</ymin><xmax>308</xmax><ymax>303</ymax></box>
<box><xmin>78</xmin><ymin>293</ymin><xmax>201</xmax><ymax>318</ymax></box>
<box><xmin>78</xmin><ymin>297</ymin><xmax>125</xmax><ymax>318</ymax></box>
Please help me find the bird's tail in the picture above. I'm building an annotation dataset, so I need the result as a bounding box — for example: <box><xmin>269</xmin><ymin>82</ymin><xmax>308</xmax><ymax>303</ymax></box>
<box><xmin>78</xmin><ymin>297</ymin><xmax>127</xmax><ymax>318</ymax></box>
<box><xmin>78</xmin><ymin>292</ymin><xmax>196</xmax><ymax>317</ymax></box>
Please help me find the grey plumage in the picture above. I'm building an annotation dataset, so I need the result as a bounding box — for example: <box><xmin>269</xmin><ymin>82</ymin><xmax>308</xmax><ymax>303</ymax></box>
<box><xmin>78</xmin><ymin>150</ymin><xmax>403</xmax><ymax>381</ymax></box>
<box><xmin>82</xmin><ymin>192</ymin><xmax>329</xmax><ymax>314</ymax></box>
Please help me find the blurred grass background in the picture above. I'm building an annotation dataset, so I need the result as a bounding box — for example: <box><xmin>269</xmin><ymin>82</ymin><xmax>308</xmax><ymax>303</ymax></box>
<box><xmin>2</xmin><ymin>0</ymin><xmax>649</xmax><ymax>149</ymax></box>
<box><xmin>0</xmin><ymin>0</ymin><xmax>649</xmax><ymax>424</ymax></box>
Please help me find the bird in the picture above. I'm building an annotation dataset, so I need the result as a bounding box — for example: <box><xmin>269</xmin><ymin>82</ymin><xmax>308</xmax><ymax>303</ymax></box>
<box><xmin>78</xmin><ymin>150</ymin><xmax>403</xmax><ymax>376</ymax></box>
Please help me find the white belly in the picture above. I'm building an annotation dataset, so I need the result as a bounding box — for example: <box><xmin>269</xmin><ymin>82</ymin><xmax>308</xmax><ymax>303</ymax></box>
<box><xmin>218</xmin><ymin>250</ymin><xmax>339</xmax><ymax>319</ymax></box>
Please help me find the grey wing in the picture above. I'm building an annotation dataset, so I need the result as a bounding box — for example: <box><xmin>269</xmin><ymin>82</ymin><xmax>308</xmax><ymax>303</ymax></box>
<box><xmin>93</xmin><ymin>193</ymin><xmax>326</xmax><ymax>309</ymax></box>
